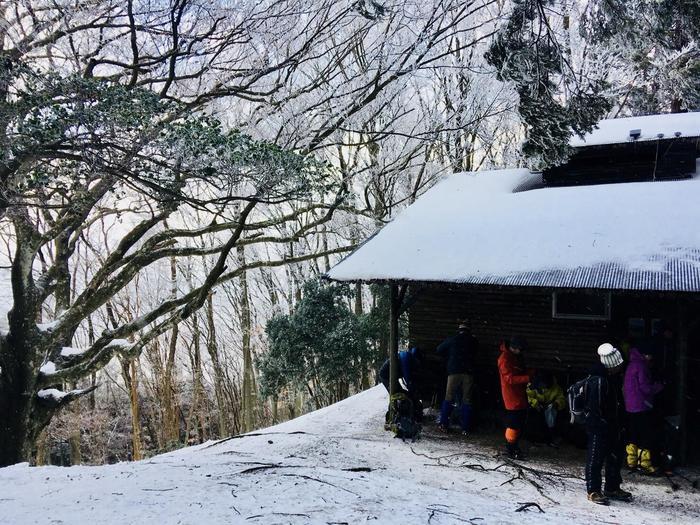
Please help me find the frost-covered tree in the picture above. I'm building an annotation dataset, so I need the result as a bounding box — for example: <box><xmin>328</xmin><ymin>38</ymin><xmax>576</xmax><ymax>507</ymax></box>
<box><xmin>580</xmin><ymin>0</ymin><xmax>700</xmax><ymax>114</ymax></box>
<box><xmin>258</xmin><ymin>281</ymin><xmax>375</xmax><ymax>410</ymax></box>
<box><xmin>485</xmin><ymin>0</ymin><xmax>610</xmax><ymax>169</ymax></box>
<box><xmin>0</xmin><ymin>0</ymin><xmax>358</xmax><ymax>465</ymax></box>
<box><xmin>0</xmin><ymin>66</ymin><xmax>344</xmax><ymax>466</ymax></box>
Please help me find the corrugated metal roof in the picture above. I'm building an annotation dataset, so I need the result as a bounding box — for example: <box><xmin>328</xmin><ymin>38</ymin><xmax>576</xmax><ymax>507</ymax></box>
<box><xmin>447</xmin><ymin>253</ymin><xmax>700</xmax><ymax>291</ymax></box>
<box><xmin>326</xmin><ymin>168</ymin><xmax>700</xmax><ymax>292</ymax></box>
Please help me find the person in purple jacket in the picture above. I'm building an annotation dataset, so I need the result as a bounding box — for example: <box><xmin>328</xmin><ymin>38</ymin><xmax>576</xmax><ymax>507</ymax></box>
<box><xmin>623</xmin><ymin>345</ymin><xmax>664</xmax><ymax>474</ymax></box>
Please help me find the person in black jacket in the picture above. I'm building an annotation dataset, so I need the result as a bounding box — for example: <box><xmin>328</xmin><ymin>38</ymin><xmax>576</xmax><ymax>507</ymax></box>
<box><xmin>584</xmin><ymin>343</ymin><xmax>633</xmax><ymax>506</ymax></box>
<box><xmin>436</xmin><ymin>320</ymin><xmax>478</xmax><ymax>434</ymax></box>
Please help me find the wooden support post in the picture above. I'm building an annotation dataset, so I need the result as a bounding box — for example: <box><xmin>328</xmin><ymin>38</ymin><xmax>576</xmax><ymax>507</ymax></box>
<box><xmin>676</xmin><ymin>303</ymin><xmax>688</xmax><ymax>464</ymax></box>
<box><xmin>388</xmin><ymin>284</ymin><xmax>400</xmax><ymax>397</ymax></box>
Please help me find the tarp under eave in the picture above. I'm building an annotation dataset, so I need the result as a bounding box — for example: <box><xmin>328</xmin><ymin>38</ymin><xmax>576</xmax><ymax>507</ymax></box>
<box><xmin>326</xmin><ymin>168</ymin><xmax>700</xmax><ymax>291</ymax></box>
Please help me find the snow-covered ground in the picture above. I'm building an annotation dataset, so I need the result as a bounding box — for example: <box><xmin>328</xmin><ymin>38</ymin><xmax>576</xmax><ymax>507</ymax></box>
<box><xmin>1</xmin><ymin>387</ymin><xmax>698</xmax><ymax>524</ymax></box>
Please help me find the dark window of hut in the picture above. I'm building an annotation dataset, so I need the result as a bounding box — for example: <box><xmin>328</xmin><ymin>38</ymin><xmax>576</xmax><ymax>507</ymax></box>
<box><xmin>551</xmin><ymin>291</ymin><xmax>611</xmax><ymax>320</ymax></box>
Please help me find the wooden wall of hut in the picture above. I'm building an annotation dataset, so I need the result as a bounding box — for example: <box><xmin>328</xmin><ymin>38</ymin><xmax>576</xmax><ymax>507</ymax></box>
<box><xmin>407</xmin><ymin>283</ymin><xmax>700</xmax><ymax>418</ymax></box>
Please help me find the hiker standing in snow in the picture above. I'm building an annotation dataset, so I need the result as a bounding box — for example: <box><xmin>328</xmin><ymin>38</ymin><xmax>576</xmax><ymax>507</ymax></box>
<box><xmin>623</xmin><ymin>345</ymin><xmax>664</xmax><ymax>474</ymax></box>
<box><xmin>584</xmin><ymin>343</ymin><xmax>632</xmax><ymax>505</ymax></box>
<box><xmin>497</xmin><ymin>336</ymin><xmax>531</xmax><ymax>459</ymax></box>
<box><xmin>436</xmin><ymin>320</ymin><xmax>478</xmax><ymax>434</ymax></box>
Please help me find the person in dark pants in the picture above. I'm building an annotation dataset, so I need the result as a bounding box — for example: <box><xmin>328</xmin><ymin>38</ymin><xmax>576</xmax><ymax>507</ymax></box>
<box><xmin>436</xmin><ymin>320</ymin><xmax>479</xmax><ymax>434</ymax></box>
<box><xmin>623</xmin><ymin>345</ymin><xmax>664</xmax><ymax>473</ymax></box>
<box><xmin>584</xmin><ymin>343</ymin><xmax>633</xmax><ymax>505</ymax></box>
<box><xmin>497</xmin><ymin>336</ymin><xmax>531</xmax><ymax>459</ymax></box>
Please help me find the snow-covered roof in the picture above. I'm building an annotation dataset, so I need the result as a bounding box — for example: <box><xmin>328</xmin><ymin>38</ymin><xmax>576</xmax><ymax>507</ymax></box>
<box><xmin>570</xmin><ymin>112</ymin><xmax>700</xmax><ymax>147</ymax></box>
<box><xmin>327</xmin><ymin>168</ymin><xmax>700</xmax><ymax>291</ymax></box>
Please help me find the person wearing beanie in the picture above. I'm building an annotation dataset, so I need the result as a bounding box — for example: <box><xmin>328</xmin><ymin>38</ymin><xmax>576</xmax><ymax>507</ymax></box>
<box><xmin>436</xmin><ymin>320</ymin><xmax>478</xmax><ymax>434</ymax></box>
<box><xmin>498</xmin><ymin>336</ymin><xmax>531</xmax><ymax>459</ymax></box>
<box><xmin>623</xmin><ymin>344</ymin><xmax>664</xmax><ymax>474</ymax></box>
<box><xmin>584</xmin><ymin>343</ymin><xmax>632</xmax><ymax>505</ymax></box>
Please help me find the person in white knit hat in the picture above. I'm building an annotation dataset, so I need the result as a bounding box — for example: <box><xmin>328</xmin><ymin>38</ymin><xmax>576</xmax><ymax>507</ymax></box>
<box><xmin>583</xmin><ymin>342</ymin><xmax>631</xmax><ymax>505</ymax></box>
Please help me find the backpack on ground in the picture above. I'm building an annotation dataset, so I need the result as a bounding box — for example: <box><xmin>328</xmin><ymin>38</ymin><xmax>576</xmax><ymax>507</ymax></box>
<box><xmin>567</xmin><ymin>376</ymin><xmax>592</xmax><ymax>425</ymax></box>
<box><xmin>388</xmin><ymin>392</ymin><xmax>421</xmax><ymax>441</ymax></box>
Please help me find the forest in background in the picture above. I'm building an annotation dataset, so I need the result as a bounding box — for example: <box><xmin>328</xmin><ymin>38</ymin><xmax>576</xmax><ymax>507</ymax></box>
<box><xmin>0</xmin><ymin>0</ymin><xmax>697</xmax><ymax>466</ymax></box>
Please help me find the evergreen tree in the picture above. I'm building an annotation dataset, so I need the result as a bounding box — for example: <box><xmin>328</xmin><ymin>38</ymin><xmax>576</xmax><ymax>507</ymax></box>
<box><xmin>485</xmin><ymin>0</ymin><xmax>610</xmax><ymax>170</ymax></box>
<box><xmin>258</xmin><ymin>281</ymin><xmax>376</xmax><ymax>409</ymax></box>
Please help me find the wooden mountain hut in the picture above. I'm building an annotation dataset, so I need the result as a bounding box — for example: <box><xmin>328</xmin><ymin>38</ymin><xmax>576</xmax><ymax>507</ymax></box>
<box><xmin>326</xmin><ymin>112</ymin><xmax>700</xmax><ymax>463</ymax></box>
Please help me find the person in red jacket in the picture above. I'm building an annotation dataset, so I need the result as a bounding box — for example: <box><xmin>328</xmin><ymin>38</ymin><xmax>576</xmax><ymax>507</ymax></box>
<box><xmin>498</xmin><ymin>336</ymin><xmax>531</xmax><ymax>459</ymax></box>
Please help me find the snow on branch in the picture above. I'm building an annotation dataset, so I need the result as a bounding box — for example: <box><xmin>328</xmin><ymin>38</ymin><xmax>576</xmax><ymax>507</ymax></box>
<box><xmin>36</xmin><ymin>385</ymin><xmax>97</xmax><ymax>409</ymax></box>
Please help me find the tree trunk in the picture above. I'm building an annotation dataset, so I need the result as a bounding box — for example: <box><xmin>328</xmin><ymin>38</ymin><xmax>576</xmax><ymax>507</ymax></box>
<box><xmin>162</xmin><ymin>256</ymin><xmax>181</xmax><ymax>446</ymax></box>
<box><xmin>185</xmin><ymin>314</ymin><xmax>207</xmax><ymax>443</ymax></box>
<box><xmin>205</xmin><ymin>293</ymin><xmax>229</xmax><ymax>437</ymax></box>
<box><xmin>239</xmin><ymin>245</ymin><xmax>256</xmax><ymax>433</ymax></box>
<box><xmin>121</xmin><ymin>358</ymin><xmax>143</xmax><ymax>461</ymax></box>
<box><xmin>33</xmin><ymin>430</ymin><xmax>49</xmax><ymax>466</ymax></box>
<box><xmin>68</xmin><ymin>382</ymin><xmax>81</xmax><ymax>465</ymax></box>
<box><xmin>0</xmin><ymin>217</ymin><xmax>46</xmax><ymax>467</ymax></box>
<box><xmin>271</xmin><ymin>395</ymin><xmax>279</xmax><ymax>424</ymax></box>
<box><xmin>388</xmin><ymin>285</ymin><xmax>400</xmax><ymax>396</ymax></box>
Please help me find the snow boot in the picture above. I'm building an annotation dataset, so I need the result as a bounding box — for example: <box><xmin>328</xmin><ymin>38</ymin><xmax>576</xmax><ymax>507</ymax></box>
<box><xmin>639</xmin><ymin>449</ymin><xmax>658</xmax><ymax>475</ymax></box>
<box><xmin>460</xmin><ymin>404</ymin><xmax>472</xmax><ymax>434</ymax></box>
<box><xmin>587</xmin><ymin>492</ymin><xmax>609</xmax><ymax>506</ymax></box>
<box><xmin>604</xmin><ymin>488</ymin><xmax>633</xmax><ymax>502</ymax></box>
<box><xmin>439</xmin><ymin>400</ymin><xmax>453</xmax><ymax>430</ymax></box>
<box><xmin>625</xmin><ymin>443</ymin><xmax>639</xmax><ymax>469</ymax></box>
<box><xmin>506</xmin><ymin>442</ymin><xmax>526</xmax><ymax>460</ymax></box>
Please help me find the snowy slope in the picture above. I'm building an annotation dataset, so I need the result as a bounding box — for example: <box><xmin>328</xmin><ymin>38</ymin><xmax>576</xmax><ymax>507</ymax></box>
<box><xmin>1</xmin><ymin>386</ymin><xmax>698</xmax><ymax>525</ymax></box>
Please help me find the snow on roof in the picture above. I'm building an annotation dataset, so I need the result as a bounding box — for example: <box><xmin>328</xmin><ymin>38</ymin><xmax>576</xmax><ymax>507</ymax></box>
<box><xmin>570</xmin><ymin>112</ymin><xmax>700</xmax><ymax>147</ymax></box>
<box><xmin>326</xmin><ymin>168</ymin><xmax>700</xmax><ymax>291</ymax></box>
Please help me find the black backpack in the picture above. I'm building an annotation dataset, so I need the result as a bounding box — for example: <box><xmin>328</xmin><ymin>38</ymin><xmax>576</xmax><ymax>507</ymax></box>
<box><xmin>389</xmin><ymin>393</ymin><xmax>421</xmax><ymax>441</ymax></box>
<box><xmin>567</xmin><ymin>376</ymin><xmax>592</xmax><ymax>425</ymax></box>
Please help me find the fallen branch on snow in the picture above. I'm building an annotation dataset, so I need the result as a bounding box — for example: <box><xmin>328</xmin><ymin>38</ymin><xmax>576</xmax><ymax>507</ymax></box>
<box><xmin>515</xmin><ymin>502</ymin><xmax>544</xmax><ymax>513</ymax></box>
<box><xmin>205</xmin><ymin>431</ymin><xmax>309</xmax><ymax>448</ymax></box>
<box><xmin>427</xmin><ymin>506</ymin><xmax>484</xmax><ymax>524</ymax></box>
<box><xmin>281</xmin><ymin>473</ymin><xmax>361</xmax><ymax>497</ymax></box>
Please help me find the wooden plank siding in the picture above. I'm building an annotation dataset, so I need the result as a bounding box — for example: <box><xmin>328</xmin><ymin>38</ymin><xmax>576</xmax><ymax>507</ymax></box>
<box><xmin>407</xmin><ymin>283</ymin><xmax>700</xmax><ymax>411</ymax></box>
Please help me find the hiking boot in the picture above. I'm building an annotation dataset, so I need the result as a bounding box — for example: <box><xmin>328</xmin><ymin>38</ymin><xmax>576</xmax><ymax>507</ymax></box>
<box><xmin>587</xmin><ymin>492</ymin><xmax>609</xmax><ymax>505</ymax></box>
<box><xmin>506</xmin><ymin>443</ymin><xmax>527</xmax><ymax>460</ymax></box>
<box><xmin>639</xmin><ymin>450</ymin><xmax>659</xmax><ymax>475</ymax></box>
<box><xmin>604</xmin><ymin>488</ymin><xmax>632</xmax><ymax>502</ymax></box>
<box><xmin>625</xmin><ymin>443</ymin><xmax>639</xmax><ymax>469</ymax></box>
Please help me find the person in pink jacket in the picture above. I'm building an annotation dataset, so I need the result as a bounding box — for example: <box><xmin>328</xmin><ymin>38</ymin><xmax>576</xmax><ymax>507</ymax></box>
<box><xmin>623</xmin><ymin>346</ymin><xmax>663</xmax><ymax>474</ymax></box>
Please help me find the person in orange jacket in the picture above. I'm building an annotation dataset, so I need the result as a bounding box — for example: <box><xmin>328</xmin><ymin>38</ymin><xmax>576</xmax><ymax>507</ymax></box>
<box><xmin>498</xmin><ymin>336</ymin><xmax>531</xmax><ymax>459</ymax></box>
